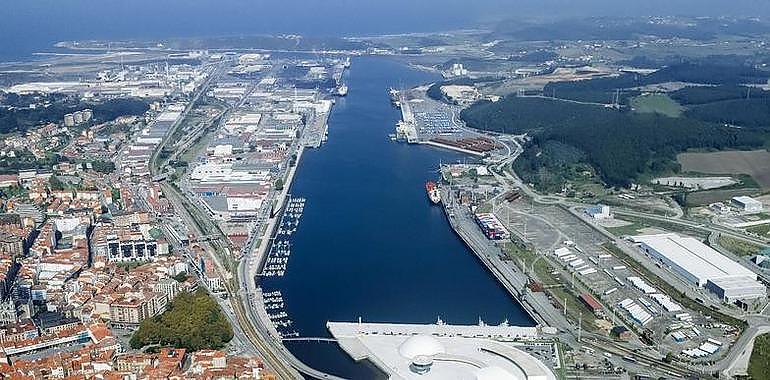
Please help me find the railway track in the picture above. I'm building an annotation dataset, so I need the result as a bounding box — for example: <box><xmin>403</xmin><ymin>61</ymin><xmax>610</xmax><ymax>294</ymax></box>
<box><xmin>583</xmin><ymin>337</ymin><xmax>697</xmax><ymax>378</ymax></box>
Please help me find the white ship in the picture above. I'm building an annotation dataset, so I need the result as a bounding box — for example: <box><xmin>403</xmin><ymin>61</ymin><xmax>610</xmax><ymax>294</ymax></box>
<box><xmin>335</xmin><ymin>84</ymin><xmax>348</xmax><ymax>96</ymax></box>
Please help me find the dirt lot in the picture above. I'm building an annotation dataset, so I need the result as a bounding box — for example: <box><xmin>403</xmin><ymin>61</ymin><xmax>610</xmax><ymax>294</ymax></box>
<box><xmin>678</xmin><ymin>150</ymin><xmax>770</xmax><ymax>190</ymax></box>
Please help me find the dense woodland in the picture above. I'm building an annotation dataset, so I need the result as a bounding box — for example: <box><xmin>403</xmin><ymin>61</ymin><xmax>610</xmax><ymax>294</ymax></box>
<box><xmin>0</xmin><ymin>96</ymin><xmax>149</xmax><ymax>134</ymax></box>
<box><xmin>461</xmin><ymin>62</ymin><xmax>770</xmax><ymax>188</ymax></box>
<box><xmin>129</xmin><ymin>289</ymin><xmax>233</xmax><ymax>351</ymax></box>
<box><xmin>670</xmin><ymin>85</ymin><xmax>770</xmax><ymax>105</ymax></box>
<box><xmin>462</xmin><ymin>96</ymin><xmax>767</xmax><ymax>186</ymax></box>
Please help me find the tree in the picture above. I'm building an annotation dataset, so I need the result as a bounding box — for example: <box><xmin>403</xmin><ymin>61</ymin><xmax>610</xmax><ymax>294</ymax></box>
<box><xmin>48</xmin><ymin>176</ymin><xmax>65</xmax><ymax>191</ymax></box>
<box><xmin>274</xmin><ymin>178</ymin><xmax>284</xmax><ymax>191</ymax></box>
<box><xmin>130</xmin><ymin>289</ymin><xmax>233</xmax><ymax>351</ymax></box>
<box><xmin>90</xmin><ymin>160</ymin><xmax>115</xmax><ymax>174</ymax></box>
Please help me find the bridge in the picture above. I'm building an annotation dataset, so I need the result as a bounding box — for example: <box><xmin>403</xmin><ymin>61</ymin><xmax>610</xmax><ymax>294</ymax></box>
<box><xmin>282</xmin><ymin>337</ymin><xmax>337</xmax><ymax>343</ymax></box>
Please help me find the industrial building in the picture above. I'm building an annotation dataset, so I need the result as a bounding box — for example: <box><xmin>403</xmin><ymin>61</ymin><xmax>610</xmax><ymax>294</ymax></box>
<box><xmin>585</xmin><ymin>204</ymin><xmax>611</xmax><ymax>220</ymax></box>
<box><xmin>631</xmin><ymin>233</ymin><xmax>765</xmax><ymax>302</ymax></box>
<box><xmin>732</xmin><ymin>196</ymin><xmax>763</xmax><ymax>213</ymax></box>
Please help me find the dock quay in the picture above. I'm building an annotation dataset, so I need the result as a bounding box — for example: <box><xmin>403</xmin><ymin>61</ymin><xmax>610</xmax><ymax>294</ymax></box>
<box><xmin>440</xmin><ymin>187</ymin><xmax>551</xmax><ymax>328</ymax></box>
<box><xmin>420</xmin><ymin>139</ymin><xmax>486</xmax><ymax>156</ymax></box>
<box><xmin>300</xmin><ymin>103</ymin><xmax>332</xmax><ymax>148</ymax></box>
<box><xmin>326</xmin><ymin>321</ymin><xmax>559</xmax><ymax>380</ymax></box>
<box><xmin>328</xmin><ymin>321</ymin><xmax>541</xmax><ymax>342</ymax></box>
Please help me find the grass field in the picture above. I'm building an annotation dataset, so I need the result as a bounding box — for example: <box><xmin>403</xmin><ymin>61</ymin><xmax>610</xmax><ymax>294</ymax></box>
<box><xmin>719</xmin><ymin>236</ymin><xmax>764</xmax><ymax>257</ymax></box>
<box><xmin>504</xmin><ymin>244</ymin><xmax>598</xmax><ymax>331</ymax></box>
<box><xmin>747</xmin><ymin>224</ymin><xmax>770</xmax><ymax>237</ymax></box>
<box><xmin>605</xmin><ymin>221</ymin><xmax>647</xmax><ymax>237</ymax></box>
<box><xmin>678</xmin><ymin>150</ymin><xmax>770</xmax><ymax>190</ymax></box>
<box><xmin>630</xmin><ymin>93</ymin><xmax>684</xmax><ymax>118</ymax></box>
<box><xmin>749</xmin><ymin>333</ymin><xmax>770</xmax><ymax>380</ymax></box>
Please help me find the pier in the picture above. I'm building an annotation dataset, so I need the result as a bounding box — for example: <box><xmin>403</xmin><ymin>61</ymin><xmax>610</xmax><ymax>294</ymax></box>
<box><xmin>440</xmin><ymin>187</ymin><xmax>550</xmax><ymax>327</ymax></box>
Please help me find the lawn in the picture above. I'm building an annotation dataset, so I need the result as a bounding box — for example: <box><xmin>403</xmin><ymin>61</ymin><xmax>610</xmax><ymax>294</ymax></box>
<box><xmin>504</xmin><ymin>243</ymin><xmax>559</xmax><ymax>286</ymax></box>
<box><xmin>749</xmin><ymin>333</ymin><xmax>770</xmax><ymax>380</ymax></box>
<box><xmin>678</xmin><ymin>150</ymin><xmax>770</xmax><ymax>190</ymax></box>
<box><xmin>504</xmin><ymin>243</ymin><xmax>598</xmax><ymax>331</ymax></box>
<box><xmin>719</xmin><ymin>236</ymin><xmax>764</xmax><ymax>257</ymax></box>
<box><xmin>747</xmin><ymin>224</ymin><xmax>770</xmax><ymax>237</ymax></box>
<box><xmin>605</xmin><ymin>222</ymin><xmax>647</xmax><ymax>237</ymax></box>
<box><xmin>630</xmin><ymin>93</ymin><xmax>684</xmax><ymax>118</ymax></box>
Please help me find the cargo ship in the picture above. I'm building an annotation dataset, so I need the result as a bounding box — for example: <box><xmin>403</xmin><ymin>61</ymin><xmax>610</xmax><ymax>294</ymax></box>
<box><xmin>425</xmin><ymin>181</ymin><xmax>441</xmax><ymax>204</ymax></box>
<box><xmin>388</xmin><ymin>88</ymin><xmax>401</xmax><ymax>108</ymax></box>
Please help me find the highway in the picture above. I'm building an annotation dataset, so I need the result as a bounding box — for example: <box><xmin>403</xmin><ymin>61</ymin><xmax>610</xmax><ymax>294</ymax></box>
<box><xmin>150</xmin><ymin>61</ymin><xmax>227</xmax><ymax>175</ymax></box>
<box><xmin>233</xmin><ymin>145</ymin><xmax>350</xmax><ymax>379</ymax></box>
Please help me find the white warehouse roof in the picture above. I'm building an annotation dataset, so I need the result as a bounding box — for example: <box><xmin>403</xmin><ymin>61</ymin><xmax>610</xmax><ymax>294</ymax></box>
<box><xmin>732</xmin><ymin>196</ymin><xmax>762</xmax><ymax>206</ymax></box>
<box><xmin>631</xmin><ymin>233</ymin><xmax>757</xmax><ymax>286</ymax></box>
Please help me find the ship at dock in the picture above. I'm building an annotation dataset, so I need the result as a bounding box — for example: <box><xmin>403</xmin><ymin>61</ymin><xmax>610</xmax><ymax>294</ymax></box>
<box><xmin>334</xmin><ymin>84</ymin><xmax>348</xmax><ymax>96</ymax></box>
<box><xmin>425</xmin><ymin>181</ymin><xmax>441</xmax><ymax>204</ymax></box>
<box><xmin>388</xmin><ymin>87</ymin><xmax>401</xmax><ymax>108</ymax></box>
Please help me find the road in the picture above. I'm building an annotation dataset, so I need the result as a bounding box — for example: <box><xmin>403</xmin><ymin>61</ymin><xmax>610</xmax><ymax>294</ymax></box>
<box><xmin>152</xmin><ymin>62</ymin><xmax>346</xmax><ymax>378</ymax></box>
<box><xmin>150</xmin><ymin>61</ymin><xmax>227</xmax><ymax>176</ymax></box>
<box><xmin>442</xmin><ymin>187</ymin><xmax>696</xmax><ymax>378</ymax></box>
<box><xmin>470</xmin><ymin>127</ymin><xmax>770</xmax><ymax>377</ymax></box>
<box><xmin>161</xmin><ymin>180</ymin><xmax>306</xmax><ymax>379</ymax></box>
<box><xmin>143</xmin><ymin>60</ymin><xmax>316</xmax><ymax>379</ymax></box>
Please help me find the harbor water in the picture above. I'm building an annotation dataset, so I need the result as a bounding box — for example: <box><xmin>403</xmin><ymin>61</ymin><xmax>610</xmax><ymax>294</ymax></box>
<box><xmin>263</xmin><ymin>56</ymin><xmax>533</xmax><ymax>379</ymax></box>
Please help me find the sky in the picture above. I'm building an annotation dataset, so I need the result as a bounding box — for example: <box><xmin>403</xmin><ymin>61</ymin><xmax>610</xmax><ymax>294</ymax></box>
<box><xmin>2</xmin><ymin>0</ymin><xmax>770</xmax><ymax>59</ymax></box>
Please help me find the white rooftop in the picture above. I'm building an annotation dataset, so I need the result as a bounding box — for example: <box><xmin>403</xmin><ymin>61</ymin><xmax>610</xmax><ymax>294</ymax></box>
<box><xmin>732</xmin><ymin>196</ymin><xmax>762</xmax><ymax>206</ymax></box>
<box><xmin>327</xmin><ymin>321</ymin><xmax>556</xmax><ymax>380</ymax></box>
<box><xmin>631</xmin><ymin>233</ymin><xmax>757</xmax><ymax>285</ymax></box>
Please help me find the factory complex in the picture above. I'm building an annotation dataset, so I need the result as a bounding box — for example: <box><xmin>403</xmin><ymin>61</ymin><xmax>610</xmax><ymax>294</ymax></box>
<box><xmin>631</xmin><ymin>233</ymin><xmax>765</xmax><ymax>302</ymax></box>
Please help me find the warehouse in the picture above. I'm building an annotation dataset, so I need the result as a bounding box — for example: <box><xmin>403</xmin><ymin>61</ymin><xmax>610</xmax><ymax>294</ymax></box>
<box><xmin>631</xmin><ymin>233</ymin><xmax>765</xmax><ymax>301</ymax></box>
<box><xmin>705</xmin><ymin>276</ymin><xmax>767</xmax><ymax>302</ymax></box>
<box><xmin>731</xmin><ymin>196</ymin><xmax>763</xmax><ymax>214</ymax></box>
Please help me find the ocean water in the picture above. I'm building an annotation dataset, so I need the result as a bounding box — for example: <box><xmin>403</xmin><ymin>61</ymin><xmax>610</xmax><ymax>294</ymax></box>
<box><xmin>4</xmin><ymin>0</ymin><xmax>763</xmax><ymax>63</ymax></box>
<box><xmin>261</xmin><ymin>56</ymin><xmax>533</xmax><ymax>378</ymax></box>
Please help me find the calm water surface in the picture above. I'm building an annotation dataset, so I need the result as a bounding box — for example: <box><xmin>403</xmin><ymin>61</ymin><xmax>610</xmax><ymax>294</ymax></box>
<box><xmin>263</xmin><ymin>56</ymin><xmax>533</xmax><ymax>379</ymax></box>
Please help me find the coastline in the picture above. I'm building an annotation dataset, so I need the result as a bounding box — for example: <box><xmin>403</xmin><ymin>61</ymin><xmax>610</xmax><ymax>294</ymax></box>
<box><xmin>439</xmin><ymin>187</ymin><xmax>548</xmax><ymax>327</ymax></box>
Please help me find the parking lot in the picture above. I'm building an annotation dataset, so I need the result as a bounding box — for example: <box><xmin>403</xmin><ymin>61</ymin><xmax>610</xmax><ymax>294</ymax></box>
<box><xmin>493</xmin><ymin>199</ymin><xmax>738</xmax><ymax>363</ymax></box>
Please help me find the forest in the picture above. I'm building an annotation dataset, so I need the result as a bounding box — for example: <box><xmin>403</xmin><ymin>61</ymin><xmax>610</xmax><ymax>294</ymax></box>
<box><xmin>461</xmin><ymin>96</ymin><xmax>767</xmax><ymax>186</ymax></box>
<box><xmin>0</xmin><ymin>96</ymin><xmax>149</xmax><ymax>134</ymax></box>
<box><xmin>543</xmin><ymin>63</ymin><xmax>768</xmax><ymax>95</ymax></box>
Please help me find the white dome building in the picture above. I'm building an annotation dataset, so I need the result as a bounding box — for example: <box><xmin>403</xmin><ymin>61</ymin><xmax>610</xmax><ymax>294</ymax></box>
<box><xmin>475</xmin><ymin>366</ymin><xmax>521</xmax><ymax>380</ymax></box>
<box><xmin>398</xmin><ymin>335</ymin><xmax>446</xmax><ymax>359</ymax></box>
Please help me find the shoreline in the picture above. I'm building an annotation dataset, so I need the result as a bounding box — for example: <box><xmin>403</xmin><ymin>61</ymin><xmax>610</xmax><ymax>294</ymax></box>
<box><xmin>439</xmin><ymin>187</ymin><xmax>548</xmax><ymax>327</ymax></box>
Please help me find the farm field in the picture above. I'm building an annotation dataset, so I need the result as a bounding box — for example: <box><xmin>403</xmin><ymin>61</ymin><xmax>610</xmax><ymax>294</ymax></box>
<box><xmin>630</xmin><ymin>93</ymin><xmax>684</xmax><ymax>117</ymax></box>
<box><xmin>678</xmin><ymin>150</ymin><xmax>770</xmax><ymax>190</ymax></box>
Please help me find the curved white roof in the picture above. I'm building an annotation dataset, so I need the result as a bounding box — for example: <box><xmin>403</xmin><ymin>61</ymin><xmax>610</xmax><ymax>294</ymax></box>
<box><xmin>475</xmin><ymin>366</ymin><xmax>520</xmax><ymax>380</ymax></box>
<box><xmin>398</xmin><ymin>335</ymin><xmax>445</xmax><ymax>359</ymax></box>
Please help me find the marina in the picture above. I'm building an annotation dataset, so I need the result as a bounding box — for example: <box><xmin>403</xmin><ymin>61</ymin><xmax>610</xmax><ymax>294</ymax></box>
<box><xmin>260</xmin><ymin>196</ymin><xmax>306</xmax><ymax>278</ymax></box>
